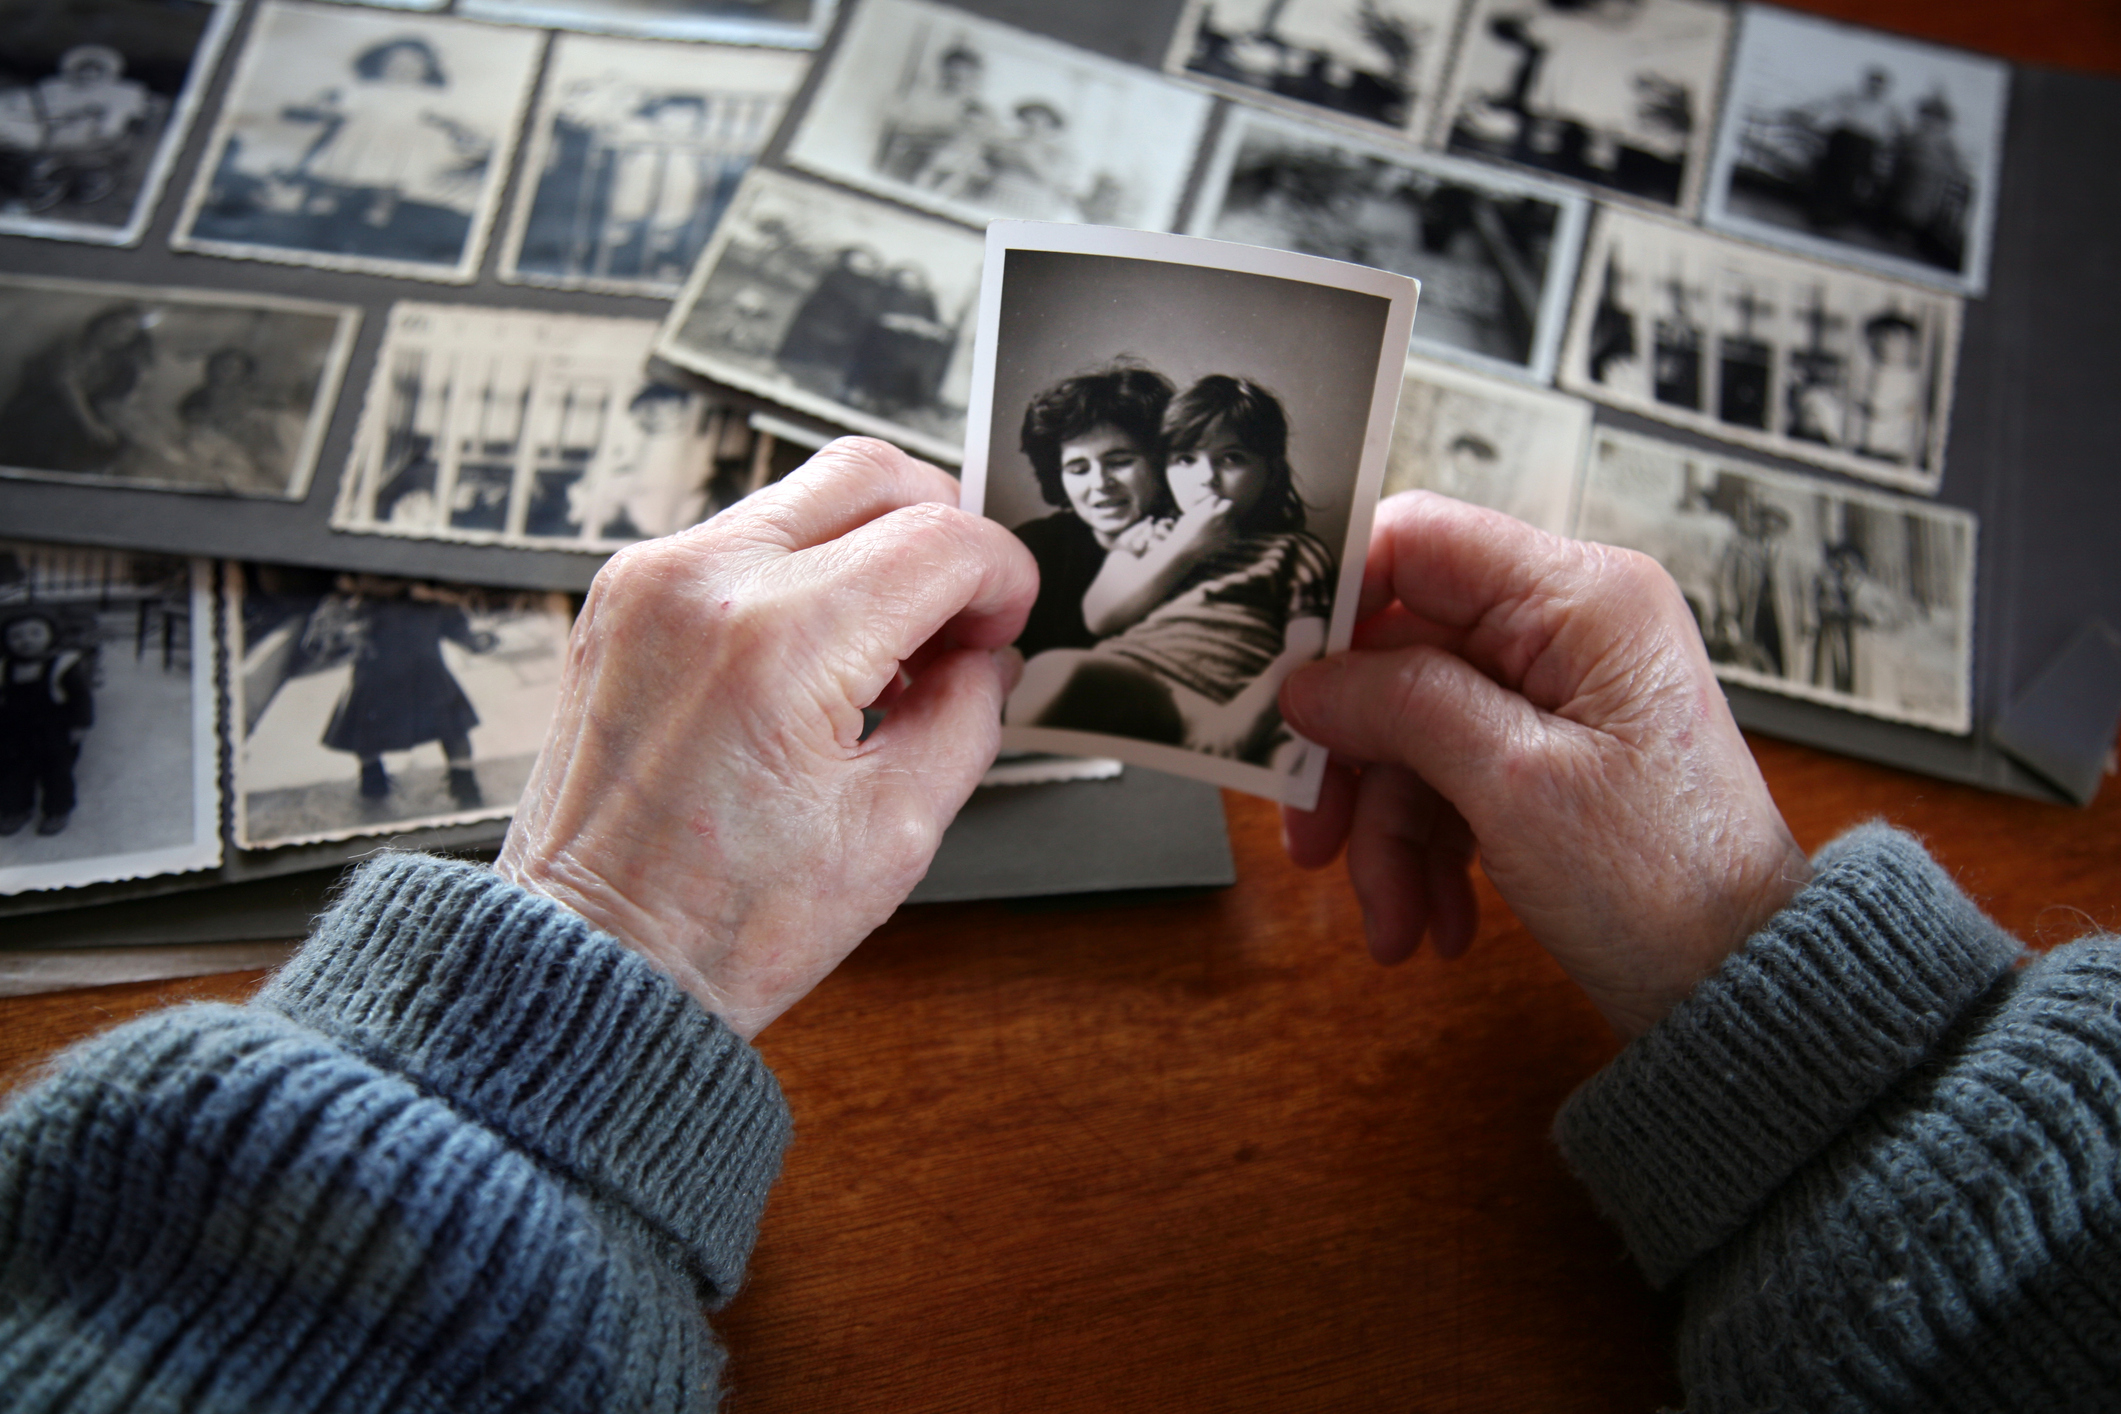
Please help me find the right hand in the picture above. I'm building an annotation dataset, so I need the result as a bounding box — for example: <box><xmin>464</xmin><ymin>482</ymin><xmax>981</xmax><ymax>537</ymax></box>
<box><xmin>1277</xmin><ymin>493</ymin><xmax>1812</xmax><ymax>1040</ymax></box>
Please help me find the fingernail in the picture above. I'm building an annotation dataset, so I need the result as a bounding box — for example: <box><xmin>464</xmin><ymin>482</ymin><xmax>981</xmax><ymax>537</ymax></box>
<box><xmin>993</xmin><ymin>644</ymin><xmax>1024</xmax><ymax>693</ymax></box>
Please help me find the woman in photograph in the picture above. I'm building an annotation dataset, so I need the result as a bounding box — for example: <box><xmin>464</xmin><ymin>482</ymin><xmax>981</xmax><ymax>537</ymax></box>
<box><xmin>0</xmin><ymin>302</ymin><xmax>155</xmax><ymax>475</ymax></box>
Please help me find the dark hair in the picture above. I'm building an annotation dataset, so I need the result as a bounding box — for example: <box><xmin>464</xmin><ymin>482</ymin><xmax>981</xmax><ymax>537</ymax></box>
<box><xmin>628</xmin><ymin>383</ymin><xmax>691</xmax><ymax>415</ymax></box>
<box><xmin>1162</xmin><ymin>375</ymin><xmax>1306</xmax><ymax>534</ymax></box>
<box><xmin>1020</xmin><ymin>365</ymin><xmax>1174</xmax><ymax>511</ymax></box>
<box><xmin>1863</xmin><ymin>311</ymin><xmax>1919</xmax><ymax>346</ymax></box>
<box><xmin>1016</xmin><ymin>100</ymin><xmax>1064</xmax><ymax>127</ymax></box>
<box><xmin>353</xmin><ymin>38</ymin><xmax>446</xmax><ymax>86</ymax></box>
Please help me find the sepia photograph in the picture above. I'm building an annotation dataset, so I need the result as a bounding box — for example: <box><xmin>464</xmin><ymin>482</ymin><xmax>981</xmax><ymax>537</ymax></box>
<box><xmin>228</xmin><ymin>564</ymin><xmax>573</xmax><ymax>850</ymax></box>
<box><xmin>456</xmin><ymin>0</ymin><xmax>835</xmax><ymax>48</ymax></box>
<box><xmin>1557</xmin><ymin>208</ymin><xmax>1962</xmax><ymax>494</ymax></box>
<box><xmin>335</xmin><ymin>304</ymin><xmax>758</xmax><ymax>552</ymax></box>
<box><xmin>0</xmin><ymin>543</ymin><xmax>219</xmax><ymax>895</ymax></box>
<box><xmin>1381</xmin><ymin>354</ymin><xmax>1589</xmax><ymax>533</ymax></box>
<box><xmin>1164</xmin><ymin>0</ymin><xmax>1467</xmax><ymax>140</ymax></box>
<box><xmin>656</xmin><ymin>167</ymin><xmax>986</xmax><ymax>464</ymax></box>
<box><xmin>499</xmin><ymin>34</ymin><xmax>808</xmax><ymax>296</ymax></box>
<box><xmin>0</xmin><ymin>0</ymin><xmax>237</xmax><ymax>247</ymax></box>
<box><xmin>1439</xmin><ymin>0</ymin><xmax>1731</xmax><ymax>213</ymax></box>
<box><xmin>1189</xmin><ymin>107</ymin><xmax>1586</xmax><ymax>382</ymax></box>
<box><xmin>172</xmin><ymin>1</ymin><xmax>544</xmax><ymax>282</ymax></box>
<box><xmin>1702</xmin><ymin>7</ymin><xmax>2009</xmax><ymax>295</ymax></box>
<box><xmin>783</xmin><ymin>0</ymin><xmax>1211</xmax><ymax>232</ymax></box>
<box><xmin>0</xmin><ymin>274</ymin><xmax>359</xmax><ymax>499</ymax></box>
<box><xmin>961</xmin><ymin>223</ymin><xmax>1417</xmax><ymax>810</ymax></box>
<box><xmin>1572</xmin><ymin>428</ymin><xmax>1975</xmax><ymax>733</ymax></box>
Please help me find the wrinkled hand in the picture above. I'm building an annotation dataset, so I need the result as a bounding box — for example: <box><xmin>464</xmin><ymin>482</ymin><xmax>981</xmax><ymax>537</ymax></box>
<box><xmin>497</xmin><ymin>439</ymin><xmax>1037</xmax><ymax>1039</ymax></box>
<box><xmin>1277</xmin><ymin>493</ymin><xmax>1811</xmax><ymax>1039</ymax></box>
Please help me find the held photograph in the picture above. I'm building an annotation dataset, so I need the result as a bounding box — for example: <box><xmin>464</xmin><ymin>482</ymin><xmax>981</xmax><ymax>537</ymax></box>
<box><xmin>1163</xmin><ymin>0</ymin><xmax>1467</xmax><ymax>141</ymax></box>
<box><xmin>656</xmin><ymin>167</ymin><xmax>986</xmax><ymax>464</ymax></box>
<box><xmin>172</xmin><ymin>1</ymin><xmax>544</xmax><ymax>282</ymax></box>
<box><xmin>0</xmin><ymin>544</ymin><xmax>219</xmax><ymax>896</ymax></box>
<box><xmin>1188</xmin><ymin>107</ymin><xmax>1586</xmax><ymax>382</ymax></box>
<box><xmin>0</xmin><ymin>274</ymin><xmax>359</xmax><ymax>499</ymax></box>
<box><xmin>0</xmin><ymin>0</ymin><xmax>237</xmax><ymax>247</ymax></box>
<box><xmin>499</xmin><ymin>34</ymin><xmax>807</xmax><ymax>296</ymax></box>
<box><xmin>455</xmin><ymin>0</ymin><xmax>836</xmax><ymax>48</ymax></box>
<box><xmin>1557</xmin><ymin>208</ymin><xmax>1962</xmax><ymax>494</ymax></box>
<box><xmin>1572</xmin><ymin>428</ymin><xmax>1975</xmax><ymax>733</ymax></box>
<box><xmin>1438</xmin><ymin>0</ymin><xmax>1731</xmax><ymax>213</ymax></box>
<box><xmin>1381</xmin><ymin>355</ymin><xmax>1590</xmax><ymax>534</ymax></box>
<box><xmin>227</xmin><ymin>564</ymin><xmax>574</xmax><ymax>850</ymax></box>
<box><xmin>961</xmin><ymin>223</ymin><xmax>1418</xmax><ymax>810</ymax></box>
<box><xmin>1702</xmin><ymin>6</ymin><xmax>2009</xmax><ymax>295</ymax></box>
<box><xmin>782</xmin><ymin>0</ymin><xmax>1211</xmax><ymax>232</ymax></box>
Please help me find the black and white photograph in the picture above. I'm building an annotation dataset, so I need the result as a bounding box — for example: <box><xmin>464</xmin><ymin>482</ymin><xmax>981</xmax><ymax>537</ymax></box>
<box><xmin>456</xmin><ymin>0</ymin><xmax>835</xmax><ymax>48</ymax></box>
<box><xmin>0</xmin><ymin>274</ymin><xmax>359</xmax><ymax>499</ymax></box>
<box><xmin>227</xmin><ymin>564</ymin><xmax>573</xmax><ymax>850</ymax></box>
<box><xmin>172</xmin><ymin>1</ymin><xmax>544</xmax><ymax>282</ymax></box>
<box><xmin>0</xmin><ymin>0</ymin><xmax>237</xmax><ymax>246</ymax></box>
<box><xmin>335</xmin><ymin>304</ymin><xmax>750</xmax><ymax>552</ymax></box>
<box><xmin>1382</xmin><ymin>354</ymin><xmax>1589</xmax><ymax>533</ymax></box>
<box><xmin>1572</xmin><ymin>428</ymin><xmax>1975</xmax><ymax>733</ymax></box>
<box><xmin>961</xmin><ymin>223</ymin><xmax>1417</xmax><ymax>809</ymax></box>
<box><xmin>1558</xmin><ymin>208</ymin><xmax>1962</xmax><ymax>494</ymax></box>
<box><xmin>498</xmin><ymin>33</ymin><xmax>807</xmax><ymax>295</ymax></box>
<box><xmin>1702</xmin><ymin>7</ymin><xmax>2009</xmax><ymax>295</ymax></box>
<box><xmin>1188</xmin><ymin>107</ymin><xmax>1586</xmax><ymax>382</ymax></box>
<box><xmin>0</xmin><ymin>543</ymin><xmax>219</xmax><ymax>896</ymax></box>
<box><xmin>782</xmin><ymin>0</ymin><xmax>1211</xmax><ymax>232</ymax></box>
<box><xmin>657</xmin><ymin>167</ymin><xmax>986</xmax><ymax>464</ymax></box>
<box><xmin>1164</xmin><ymin>0</ymin><xmax>1466</xmax><ymax>140</ymax></box>
<box><xmin>1438</xmin><ymin>0</ymin><xmax>1731</xmax><ymax>213</ymax></box>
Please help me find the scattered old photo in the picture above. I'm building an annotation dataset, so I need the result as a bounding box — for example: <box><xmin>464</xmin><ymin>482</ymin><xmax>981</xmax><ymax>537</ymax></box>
<box><xmin>456</xmin><ymin>0</ymin><xmax>835</xmax><ymax>48</ymax></box>
<box><xmin>1189</xmin><ymin>107</ymin><xmax>1586</xmax><ymax>382</ymax></box>
<box><xmin>1703</xmin><ymin>7</ymin><xmax>2009</xmax><ymax>295</ymax></box>
<box><xmin>228</xmin><ymin>564</ymin><xmax>573</xmax><ymax>850</ymax></box>
<box><xmin>0</xmin><ymin>274</ymin><xmax>359</xmax><ymax>499</ymax></box>
<box><xmin>783</xmin><ymin>0</ymin><xmax>1211</xmax><ymax>232</ymax></box>
<box><xmin>962</xmin><ymin>223</ymin><xmax>1417</xmax><ymax>809</ymax></box>
<box><xmin>0</xmin><ymin>0</ymin><xmax>237</xmax><ymax>246</ymax></box>
<box><xmin>0</xmin><ymin>544</ymin><xmax>219</xmax><ymax>895</ymax></box>
<box><xmin>336</xmin><ymin>304</ymin><xmax>758</xmax><ymax>552</ymax></box>
<box><xmin>499</xmin><ymin>34</ymin><xmax>808</xmax><ymax>296</ymax></box>
<box><xmin>1558</xmin><ymin>208</ymin><xmax>1962</xmax><ymax>493</ymax></box>
<box><xmin>1572</xmin><ymin>428</ymin><xmax>1975</xmax><ymax>733</ymax></box>
<box><xmin>1164</xmin><ymin>0</ymin><xmax>1467</xmax><ymax>140</ymax></box>
<box><xmin>657</xmin><ymin>168</ymin><xmax>986</xmax><ymax>464</ymax></box>
<box><xmin>173</xmin><ymin>2</ymin><xmax>544</xmax><ymax>282</ymax></box>
<box><xmin>1382</xmin><ymin>355</ymin><xmax>1589</xmax><ymax>533</ymax></box>
<box><xmin>1439</xmin><ymin>0</ymin><xmax>1731</xmax><ymax>213</ymax></box>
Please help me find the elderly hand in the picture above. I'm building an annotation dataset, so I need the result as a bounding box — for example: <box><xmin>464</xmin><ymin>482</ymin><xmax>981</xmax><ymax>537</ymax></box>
<box><xmin>497</xmin><ymin>439</ymin><xmax>1037</xmax><ymax>1039</ymax></box>
<box><xmin>1277</xmin><ymin>492</ymin><xmax>1811</xmax><ymax>1039</ymax></box>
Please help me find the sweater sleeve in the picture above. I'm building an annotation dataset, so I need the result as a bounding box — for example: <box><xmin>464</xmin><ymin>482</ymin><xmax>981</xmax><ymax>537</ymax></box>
<box><xmin>0</xmin><ymin>852</ymin><xmax>793</xmax><ymax>1413</ymax></box>
<box><xmin>1555</xmin><ymin>823</ymin><xmax>2121</xmax><ymax>1412</ymax></box>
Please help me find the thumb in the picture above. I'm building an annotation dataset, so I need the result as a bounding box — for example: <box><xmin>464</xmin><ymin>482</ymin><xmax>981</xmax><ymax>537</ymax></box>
<box><xmin>860</xmin><ymin>645</ymin><xmax>1014</xmax><ymax>829</ymax></box>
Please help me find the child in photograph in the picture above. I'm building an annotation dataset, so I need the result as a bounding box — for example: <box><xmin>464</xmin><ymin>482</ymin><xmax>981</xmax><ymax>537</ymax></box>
<box><xmin>0</xmin><ymin>611</ymin><xmax>94</xmax><ymax>838</ymax></box>
<box><xmin>1849</xmin><ymin>310</ymin><xmax>1923</xmax><ymax>463</ymax></box>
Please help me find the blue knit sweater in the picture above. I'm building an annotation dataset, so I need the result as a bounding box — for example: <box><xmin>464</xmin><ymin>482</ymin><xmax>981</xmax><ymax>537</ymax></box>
<box><xmin>2</xmin><ymin>828</ymin><xmax>2116</xmax><ymax>1409</ymax></box>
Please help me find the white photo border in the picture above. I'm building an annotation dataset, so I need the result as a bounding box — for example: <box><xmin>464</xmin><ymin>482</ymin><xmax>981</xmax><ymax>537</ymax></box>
<box><xmin>455</xmin><ymin>0</ymin><xmax>837</xmax><ymax>48</ymax></box>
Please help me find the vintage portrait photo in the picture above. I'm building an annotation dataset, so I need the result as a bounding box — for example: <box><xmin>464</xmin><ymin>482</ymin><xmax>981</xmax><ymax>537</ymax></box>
<box><xmin>1381</xmin><ymin>355</ymin><xmax>1590</xmax><ymax>534</ymax></box>
<box><xmin>657</xmin><ymin>168</ymin><xmax>986</xmax><ymax>464</ymax></box>
<box><xmin>0</xmin><ymin>544</ymin><xmax>219</xmax><ymax>896</ymax></box>
<box><xmin>1439</xmin><ymin>0</ymin><xmax>1731</xmax><ymax>213</ymax></box>
<box><xmin>172</xmin><ymin>2</ymin><xmax>544</xmax><ymax>282</ymax></box>
<box><xmin>1164</xmin><ymin>0</ymin><xmax>1467</xmax><ymax>140</ymax></box>
<box><xmin>228</xmin><ymin>564</ymin><xmax>573</xmax><ymax>850</ymax></box>
<box><xmin>1702</xmin><ymin>7</ymin><xmax>2009</xmax><ymax>295</ymax></box>
<box><xmin>0</xmin><ymin>274</ymin><xmax>359</xmax><ymax>499</ymax></box>
<box><xmin>782</xmin><ymin>0</ymin><xmax>1211</xmax><ymax>232</ymax></box>
<box><xmin>0</xmin><ymin>0</ymin><xmax>236</xmax><ymax>246</ymax></box>
<box><xmin>1558</xmin><ymin>208</ymin><xmax>1962</xmax><ymax>494</ymax></box>
<box><xmin>1189</xmin><ymin>107</ymin><xmax>1586</xmax><ymax>382</ymax></box>
<box><xmin>1572</xmin><ymin>429</ymin><xmax>1975</xmax><ymax>733</ymax></box>
<box><xmin>499</xmin><ymin>34</ymin><xmax>808</xmax><ymax>296</ymax></box>
<box><xmin>335</xmin><ymin>303</ymin><xmax>756</xmax><ymax>552</ymax></box>
<box><xmin>456</xmin><ymin>0</ymin><xmax>835</xmax><ymax>48</ymax></box>
<box><xmin>961</xmin><ymin>224</ymin><xmax>1416</xmax><ymax>809</ymax></box>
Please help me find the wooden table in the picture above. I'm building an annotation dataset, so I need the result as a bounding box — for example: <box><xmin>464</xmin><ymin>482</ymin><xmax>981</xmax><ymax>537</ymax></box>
<box><xmin>4</xmin><ymin>4</ymin><xmax>2117</xmax><ymax>1409</ymax></box>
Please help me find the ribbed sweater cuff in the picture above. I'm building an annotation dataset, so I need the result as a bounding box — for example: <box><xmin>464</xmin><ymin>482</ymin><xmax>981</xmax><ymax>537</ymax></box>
<box><xmin>1553</xmin><ymin>823</ymin><xmax>2023</xmax><ymax>1288</ymax></box>
<box><xmin>255</xmin><ymin>851</ymin><xmax>792</xmax><ymax>1306</ymax></box>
